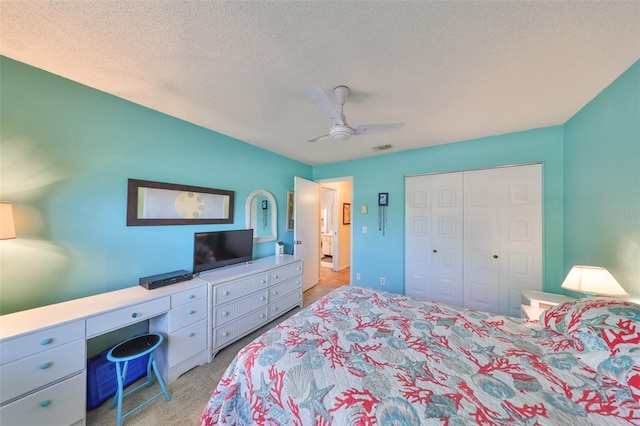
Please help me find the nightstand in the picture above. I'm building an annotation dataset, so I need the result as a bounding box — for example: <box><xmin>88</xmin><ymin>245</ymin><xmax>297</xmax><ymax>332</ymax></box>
<box><xmin>520</xmin><ymin>290</ymin><xmax>575</xmax><ymax>320</ymax></box>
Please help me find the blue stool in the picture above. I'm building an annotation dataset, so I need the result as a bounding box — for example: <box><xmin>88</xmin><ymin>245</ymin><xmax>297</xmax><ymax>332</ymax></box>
<box><xmin>107</xmin><ymin>333</ymin><xmax>171</xmax><ymax>425</ymax></box>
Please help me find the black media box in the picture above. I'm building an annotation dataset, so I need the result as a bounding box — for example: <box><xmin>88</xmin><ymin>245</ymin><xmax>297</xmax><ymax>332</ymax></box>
<box><xmin>139</xmin><ymin>269</ymin><xmax>193</xmax><ymax>290</ymax></box>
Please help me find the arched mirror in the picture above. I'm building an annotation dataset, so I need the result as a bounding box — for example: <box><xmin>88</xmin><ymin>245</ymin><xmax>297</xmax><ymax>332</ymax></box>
<box><xmin>245</xmin><ymin>189</ymin><xmax>277</xmax><ymax>243</ymax></box>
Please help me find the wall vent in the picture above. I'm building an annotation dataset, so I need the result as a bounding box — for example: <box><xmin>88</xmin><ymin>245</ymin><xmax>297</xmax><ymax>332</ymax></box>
<box><xmin>372</xmin><ymin>144</ymin><xmax>393</xmax><ymax>151</ymax></box>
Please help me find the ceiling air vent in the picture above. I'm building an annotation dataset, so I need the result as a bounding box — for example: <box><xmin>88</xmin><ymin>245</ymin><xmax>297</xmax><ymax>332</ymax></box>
<box><xmin>372</xmin><ymin>144</ymin><xmax>393</xmax><ymax>151</ymax></box>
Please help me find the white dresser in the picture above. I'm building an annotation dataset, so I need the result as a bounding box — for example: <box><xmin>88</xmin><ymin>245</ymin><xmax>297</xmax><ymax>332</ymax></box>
<box><xmin>201</xmin><ymin>256</ymin><xmax>303</xmax><ymax>355</ymax></box>
<box><xmin>0</xmin><ymin>255</ymin><xmax>303</xmax><ymax>425</ymax></box>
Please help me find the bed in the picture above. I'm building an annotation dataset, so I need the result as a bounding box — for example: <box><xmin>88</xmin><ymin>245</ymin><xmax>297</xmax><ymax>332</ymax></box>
<box><xmin>201</xmin><ymin>285</ymin><xmax>640</xmax><ymax>425</ymax></box>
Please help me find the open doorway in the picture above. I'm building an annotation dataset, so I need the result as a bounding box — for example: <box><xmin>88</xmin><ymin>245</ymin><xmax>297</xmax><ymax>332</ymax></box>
<box><xmin>318</xmin><ymin>178</ymin><xmax>352</xmax><ymax>272</ymax></box>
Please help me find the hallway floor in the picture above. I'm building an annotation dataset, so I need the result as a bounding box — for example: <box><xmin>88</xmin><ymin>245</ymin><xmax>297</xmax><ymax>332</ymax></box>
<box><xmin>303</xmin><ymin>266</ymin><xmax>350</xmax><ymax>305</ymax></box>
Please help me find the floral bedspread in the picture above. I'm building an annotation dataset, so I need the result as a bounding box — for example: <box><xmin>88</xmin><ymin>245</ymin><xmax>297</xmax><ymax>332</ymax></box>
<box><xmin>201</xmin><ymin>286</ymin><xmax>640</xmax><ymax>425</ymax></box>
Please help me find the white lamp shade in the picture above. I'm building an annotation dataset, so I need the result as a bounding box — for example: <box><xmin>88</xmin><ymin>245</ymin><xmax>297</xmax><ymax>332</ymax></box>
<box><xmin>561</xmin><ymin>265</ymin><xmax>628</xmax><ymax>297</ymax></box>
<box><xmin>0</xmin><ymin>203</ymin><xmax>16</xmax><ymax>239</ymax></box>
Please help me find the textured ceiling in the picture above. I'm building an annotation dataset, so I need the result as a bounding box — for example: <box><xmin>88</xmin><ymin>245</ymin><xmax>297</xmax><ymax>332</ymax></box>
<box><xmin>1</xmin><ymin>1</ymin><xmax>638</xmax><ymax>165</ymax></box>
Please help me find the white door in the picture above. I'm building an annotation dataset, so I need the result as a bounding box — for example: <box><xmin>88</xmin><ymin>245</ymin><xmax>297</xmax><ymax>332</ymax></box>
<box><xmin>294</xmin><ymin>176</ymin><xmax>320</xmax><ymax>291</ymax></box>
<box><xmin>430</xmin><ymin>173</ymin><xmax>464</xmax><ymax>306</ymax></box>
<box><xmin>405</xmin><ymin>173</ymin><xmax>464</xmax><ymax>306</ymax></box>
<box><xmin>405</xmin><ymin>175</ymin><xmax>433</xmax><ymax>299</ymax></box>
<box><xmin>463</xmin><ymin>168</ymin><xmax>501</xmax><ymax>313</ymax></box>
<box><xmin>498</xmin><ymin>164</ymin><xmax>542</xmax><ymax>317</ymax></box>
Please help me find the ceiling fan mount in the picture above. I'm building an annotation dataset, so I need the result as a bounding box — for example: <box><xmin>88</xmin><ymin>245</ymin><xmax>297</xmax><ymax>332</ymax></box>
<box><xmin>305</xmin><ymin>85</ymin><xmax>404</xmax><ymax>143</ymax></box>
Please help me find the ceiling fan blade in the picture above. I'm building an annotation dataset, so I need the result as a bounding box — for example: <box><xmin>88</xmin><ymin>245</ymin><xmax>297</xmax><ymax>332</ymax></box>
<box><xmin>354</xmin><ymin>123</ymin><xmax>404</xmax><ymax>136</ymax></box>
<box><xmin>307</xmin><ymin>134</ymin><xmax>331</xmax><ymax>143</ymax></box>
<box><xmin>305</xmin><ymin>87</ymin><xmax>344</xmax><ymax>126</ymax></box>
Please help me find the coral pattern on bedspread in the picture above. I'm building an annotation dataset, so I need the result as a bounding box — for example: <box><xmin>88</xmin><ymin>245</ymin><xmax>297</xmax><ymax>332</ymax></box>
<box><xmin>201</xmin><ymin>286</ymin><xmax>640</xmax><ymax>425</ymax></box>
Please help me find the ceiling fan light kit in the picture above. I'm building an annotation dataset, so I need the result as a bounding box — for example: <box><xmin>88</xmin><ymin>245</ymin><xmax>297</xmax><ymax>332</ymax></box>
<box><xmin>306</xmin><ymin>85</ymin><xmax>404</xmax><ymax>143</ymax></box>
<box><xmin>329</xmin><ymin>124</ymin><xmax>354</xmax><ymax>140</ymax></box>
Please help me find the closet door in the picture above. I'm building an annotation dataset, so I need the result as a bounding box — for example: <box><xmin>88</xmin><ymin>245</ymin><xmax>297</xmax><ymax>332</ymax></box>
<box><xmin>498</xmin><ymin>164</ymin><xmax>542</xmax><ymax>317</ymax></box>
<box><xmin>430</xmin><ymin>173</ymin><xmax>464</xmax><ymax>306</ymax></box>
<box><xmin>404</xmin><ymin>173</ymin><xmax>463</xmax><ymax>306</ymax></box>
<box><xmin>405</xmin><ymin>175</ymin><xmax>432</xmax><ymax>300</ymax></box>
<box><xmin>463</xmin><ymin>168</ymin><xmax>501</xmax><ymax>313</ymax></box>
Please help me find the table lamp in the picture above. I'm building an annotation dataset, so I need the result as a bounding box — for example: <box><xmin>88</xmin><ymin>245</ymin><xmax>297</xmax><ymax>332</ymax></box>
<box><xmin>561</xmin><ymin>265</ymin><xmax>628</xmax><ymax>297</ymax></box>
<box><xmin>0</xmin><ymin>202</ymin><xmax>16</xmax><ymax>240</ymax></box>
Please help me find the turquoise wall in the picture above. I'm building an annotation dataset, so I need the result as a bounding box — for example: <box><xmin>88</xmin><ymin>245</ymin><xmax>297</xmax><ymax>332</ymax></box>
<box><xmin>2</xmin><ymin>55</ymin><xmax>637</xmax><ymax>315</ymax></box>
<box><xmin>314</xmin><ymin>127</ymin><xmax>565</xmax><ymax>295</ymax></box>
<box><xmin>563</xmin><ymin>60</ymin><xmax>640</xmax><ymax>296</ymax></box>
<box><xmin>0</xmin><ymin>57</ymin><xmax>311</xmax><ymax>314</ymax></box>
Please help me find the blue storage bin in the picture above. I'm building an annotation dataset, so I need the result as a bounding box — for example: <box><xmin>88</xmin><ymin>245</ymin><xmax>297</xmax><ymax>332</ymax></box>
<box><xmin>86</xmin><ymin>347</ymin><xmax>149</xmax><ymax>410</ymax></box>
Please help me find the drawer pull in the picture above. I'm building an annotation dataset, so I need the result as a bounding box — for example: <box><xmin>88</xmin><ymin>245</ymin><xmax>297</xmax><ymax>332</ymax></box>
<box><xmin>260</xmin><ymin>313</ymin><xmax>266</xmax><ymax>318</ymax></box>
<box><xmin>189</xmin><ymin>294</ymin><xmax>195</xmax><ymax>299</ymax></box>
<box><xmin>224</xmin><ymin>291</ymin><xmax>230</xmax><ymax>296</ymax></box>
<box><xmin>131</xmin><ymin>312</ymin><xmax>139</xmax><ymax>318</ymax></box>
<box><xmin>272</xmin><ymin>307</ymin><xmax>278</xmax><ymax>311</ymax></box>
<box><xmin>40</xmin><ymin>361</ymin><xmax>52</xmax><ymax>370</ymax></box>
<box><xmin>272</xmin><ymin>291</ymin><xmax>278</xmax><ymax>295</ymax></box>
<box><xmin>222</xmin><ymin>311</ymin><xmax>229</xmax><ymax>316</ymax></box>
<box><xmin>40</xmin><ymin>399</ymin><xmax>51</xmax><ymax>408</ymax></box>
<box><xmin>189</xmin><ymin>332</ymin><xmax>195</xmax><ymax>337</ymax></box>
<box><xmin>40</xmin><ymin>338</ymin><xmax>53</xmax><ymax>346</ymax></box>
<box><xmin>222</xmin><ymin>331</ymin><xmax>229</xmax><ymax>337</ymax></box>
<box><xmin>189</xmin><ymin>310</ymin><xmax>196</xmax><ymax>315</ymax></box>
<box><xmin>273</xmin><ymin>275</ymin><xmax>279</xmax><ymax>279</ymax></box>
<box><xmin>260</xmin><ymin>296</ymin><xmax>266</xmax><ymax>301</ymax></box>
<box><xmin>261</xmin><ymin>279</ymin><xmax>266</xmax><ymax>284</ymax></box>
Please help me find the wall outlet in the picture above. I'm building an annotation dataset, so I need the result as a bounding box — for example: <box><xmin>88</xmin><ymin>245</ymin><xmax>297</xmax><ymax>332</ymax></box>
<box><xmin>380</xmin><ymin>277</ymin><xmax>385</xmax><ymax>285</ymax></box>
<box><xmin>356</xmin><ymin>272</ymin><xmax>361</xmax><ymax>280</ymax></box>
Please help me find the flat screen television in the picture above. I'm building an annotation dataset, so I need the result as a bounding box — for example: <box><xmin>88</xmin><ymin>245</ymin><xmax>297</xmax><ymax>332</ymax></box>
<box><xmin>193</xmin><ymin>229</ymin><xmax>253</xmax><ymax>274</ymax></box>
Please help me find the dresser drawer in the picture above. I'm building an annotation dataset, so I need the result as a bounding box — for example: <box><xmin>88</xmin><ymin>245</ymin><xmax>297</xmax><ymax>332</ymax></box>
<box><xmin>169</xmin><ymin>298</ymin><xmax>207</xmax><ymax>332</ymax></box>
<box><xmin>86</xmin><ymin>296</ymin><xmax>170</xmax><ymax>337</ymax></box>
<box><xmin>214</xmin><ymin>290</ymin><xmax>268</xmax><ymax>326</ymax></box>
<box><xmin>167</xmin><ymin>319</ymin><xmax>207</xmax><ymax>366</ymax></box>
<box><xmin>213</xmin><ymin>308</ymin><xmax>268</xmax><ymax>350</ymax></box>
<box><xmin>0</xmin><ymin>320</ymin><xmax>85</xmax><ymax>365</ymax></box>
<box><xmin>0</xmin><ymin>372</ymin><xmax>85</xmax><ymax>426</ymax></box>
<box><xmin>269</xmin><ymin>276</ymin><xmax>302</xmax><ymax>302</ymax></box>
<box><xmin>213</xmin><ymin>273</ymin><xmax>268</xmax><ymax>304</ymax></box>
<box><xmin>0</xmin><ymin>339</ymin><xmax>85</xmax><ymax>404</ymax></box>
<box><xmin>270</xmin><ymin>262</ymin><xmax>303</xmax><ymax>285</ymax></box>
<box><xmin>171</xmin><ymin>285</ymin><xmax>207</xmax><ymax>308</ymax></box>
<box><xmin>268</xmin><ymin>290</ymin><xmax>303</xmax><ymax>321</ymax></box>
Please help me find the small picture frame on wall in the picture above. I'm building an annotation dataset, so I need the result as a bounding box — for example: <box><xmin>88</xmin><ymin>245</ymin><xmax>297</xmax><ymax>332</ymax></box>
<box><xmin>343</xmin><ymin>203</ymin><xmax>351</xmax><ymax>225</ymax></box>
<box><xmin>378</xmin><ymin>192</ymin><xmax>389</xmax><ymax>206</ymax></box>
<box><xmin>286</xmin><ymin>191</ymin><xmax>294</xmax><ymax>231</ymax></box>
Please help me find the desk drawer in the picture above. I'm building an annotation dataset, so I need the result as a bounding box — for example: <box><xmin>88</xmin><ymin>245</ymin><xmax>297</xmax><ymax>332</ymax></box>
<box><xmin>213</xmin><ymin>273</ymin><xmax>268</xmax><ymax>305</ymax></box>
<box><xmin>268</xmin><ymin>290</ymin><xmax>302</xmax><ymax>321</ymax></box>
<box><xmin>270</xmin><ymin>262</ymin><xmax>303</xmax><ymax>285</ymax></box>
<box><xmin>168</xmin><ymin>319</ymin><xmax>207</xmax><ymax>366</ymax></box>
<box><xmin>0</xmin><ymin>372</ymin><xmax>85</xmax><ymax>426</ymax></box>
<box><xmin>0</xmin><ymin>339</ymin><xmax>85</xmax><ymax>404</ymax></box>
<box><xmin>269</xmin><ymin>276</ymin><xmax>302</xmax><ymax>302</ymax></box>
<box><xmin>0</xmin><ymin>320</ymin><xmax>84</xmax><ymax>365</ymax></box>
<box><xmin>214</xmin><ymin>290</ymin><xmax>268</xmax><ymax>326</ymax></box>
<box><xmin>86</xmin><ymin>297</ymin><xmax>170</xmax><ymax>337</ymax></box>
<box><xmin>169</xmin><ymin>298</ymin><xmax>207</xmax><ymax>332</ymax></box>
<box><xmin>171</xmin><ymin>285</ymin><xmax>207</xmax><ymax>308</ymax></box>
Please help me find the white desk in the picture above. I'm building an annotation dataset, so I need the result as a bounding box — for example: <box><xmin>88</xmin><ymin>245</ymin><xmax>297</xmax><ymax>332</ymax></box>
<box><xmin>0</xmin><ymin>255</ymin><xmax>302</xmax><ymax>426</ymax></box>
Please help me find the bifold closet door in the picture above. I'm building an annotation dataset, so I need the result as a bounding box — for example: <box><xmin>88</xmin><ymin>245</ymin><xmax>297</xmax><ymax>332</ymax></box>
<box><xmin>405</xmin><ymin>173</ymin><xmax>463</xmax><ymax>306</ymax></box>
<box><xmin>498</xmin><ymin>164</ymin><xmax>542</xmax><ymax>317</ymax></box>
<box><xmin>463</xmin><ymin>164</ymin><xmax>541</xmax><ymax>316</ymax></box>
<box><xmin>463</xmin><ymin>168</ymin><xmax>501</xmax><ymax>313</ymax></box>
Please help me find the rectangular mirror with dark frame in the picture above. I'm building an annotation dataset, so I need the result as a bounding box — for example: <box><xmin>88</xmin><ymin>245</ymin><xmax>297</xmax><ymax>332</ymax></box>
<box><xmin>127</xmin><ymin>179</ymin><xmax>234</xmax><ymax>226</ymax></box>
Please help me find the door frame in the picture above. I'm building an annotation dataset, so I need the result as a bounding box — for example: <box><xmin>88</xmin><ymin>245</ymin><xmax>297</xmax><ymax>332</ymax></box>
<box><xmin>317</xmin><ymin>176</ymin><xmax>353</xmax><ymax>274</ymax></box>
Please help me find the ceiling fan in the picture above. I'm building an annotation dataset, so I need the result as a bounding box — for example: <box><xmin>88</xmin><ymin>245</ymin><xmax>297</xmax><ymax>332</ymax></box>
<box><xmin>305</xmin><ymin>85</ymin><xmax>404</xmax><ymax>142</ymax></box>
